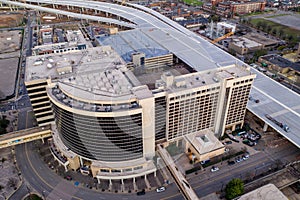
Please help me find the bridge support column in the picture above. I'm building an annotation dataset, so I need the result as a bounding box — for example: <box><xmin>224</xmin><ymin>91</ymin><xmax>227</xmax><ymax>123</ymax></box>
<box><xmin>263</xmin><ymin>123</ymin><xmax>268</xmax><ymax>132</ymax></box>
<box><xmin>109</xmin><ymin>179</ymin><xmax>112</xmax><ymax>185</ymax></box>
<box><xmin>97</xmin><ymin>177</ymin><xmax>101</xmax><ymax>184</ymax></box>
<box><xmin>144</xmin><ymin>174</ymin><xmax>147</xmax><ymax>180</ymax></box>
<box><xmin>67</xmin><ymin>5</ymin><xmax>69</xmax><ymax>10</ymax></box>
<box><xmin>64</xmin><ymin>164</ymin><xmax>68</xmax><ymax>172</ymax></box>
<box><xmin>154</xmin><ymin>171</ymin><xmax>157</xmax><ymax>177</ymax></box>
<box><xmin>133</xmin><ymin>177</ymin><xmax>135</xmax><ymax>183</ymax></box>
<box><xmin>79</xmin><ymin>156</ymin><xmax>83</xmax><ymax>166</ymax></box>
<box><xmin>232</xmin><ymin>124</ymin><xmax>236</xmax><ymax>131</ymax></box>
<box><xmin>41</xmin><ymin>137</ymin><xmax>45</xmax><ymax>144</ymax></box>
<box><xmin>121</xmin><ymin>179</ymin><xmax>124</xmax><ymax>184</ymax></box>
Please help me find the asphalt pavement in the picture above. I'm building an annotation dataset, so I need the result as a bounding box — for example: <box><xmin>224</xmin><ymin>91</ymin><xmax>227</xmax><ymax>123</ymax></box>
<box><xmin>15</xmin><ymin>142</ymin><xmax>182</xmax><ymax>200</ymax></box>
<box><xmin>12</xmin><ymin>133</ymin><xmax>300</xmax><ymax>200</ymax></box>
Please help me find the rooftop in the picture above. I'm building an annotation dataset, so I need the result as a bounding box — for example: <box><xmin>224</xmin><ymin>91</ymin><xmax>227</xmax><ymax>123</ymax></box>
<box><xmin>261</xmin><ymin>54</ymin><xmax>300</xmax><ymax>71</ymax></box>
<box><xmin>96</xmin><ymin>29</ymin><xmax>170</xmax><ymax>63</ymax></box>
<box><xmin>26</xmin><ymin>46</ymin><xmax>126</xmax><ymax>81</ymax></box>
<box><xmin>185</xmin><ymin>129</ymin><xmax>224</xmax><ymax>155</ymax></box>
<box><xmin>231</xmin><ymin>37</ymin><xmax>262</xmax><ymax>48</ymax></box>
<box><xmin>244</xmin><ymin>33</ymin><xmax>279</xmax><ymax>46</ymax></box>
<box><xmin>154</xmin><ymin>64</ymin><xmax>252</xmax><ymax>92</ymax></box>
<box><xmin>32</xmin><ymin>29</ymin><xmax>90</xmax><ymax>55</ymax></box>
<box><xmin>239</xmin><ymin>184</ymin><xmax>288</xmax><ymax>200</ymax></box>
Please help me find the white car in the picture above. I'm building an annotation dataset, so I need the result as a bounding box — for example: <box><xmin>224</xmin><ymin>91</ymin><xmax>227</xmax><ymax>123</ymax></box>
<box><xmin>210</xmin><ymin>166</ymin><xmax>219</xmax><ymax>172</ymax></box>
<box><xmin>156</xmin><ymin>186</ymin><xmax>165</xmax><ymax>193</ymax></box>
<box><xmin>243</xmin><ymin>154</ymin><xmax>250</xmax><ymax>160</ymax></box>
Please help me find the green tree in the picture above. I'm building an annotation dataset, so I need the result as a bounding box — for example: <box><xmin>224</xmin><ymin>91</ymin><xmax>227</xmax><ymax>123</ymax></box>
<box><xmin>278</xmin><ymin>28</ymin><xmax>284</xmax><ymax>38</ymax></box>
<box><xmin>266</xmin><ymin>24</ymin><xmax>272</xmax><ymax>33</ymax></box>
<box><xmin>0</xmin><ymin>116</ymin><xmax>9</xmax><ymax>135</ymax></box>
<box><xmin>256</xmin><ymin>21</ymin><xmax>263</xmax><ymax>30</ymax></box>
<box><xmin>253</xmin><ymin>49</ymin><xmax>267</xmax><ymax>61</ymax></box>
<box><xmin>225</xmin><ymin>178</ymin><xmax>244</xmax><ymax>200</ymax></box>
<box><xmin>272</xmin><ymin>28</ymin><xmax>278</xmax><ymax>36</ymax></box>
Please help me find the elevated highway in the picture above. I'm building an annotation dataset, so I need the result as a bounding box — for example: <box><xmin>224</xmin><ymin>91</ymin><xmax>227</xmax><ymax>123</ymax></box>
<box><xmin>247</xmin><ymin>68</ymin><xmax>300</xmax><ymax>148</ymax></box>
<box><xmin>0</xmin><ymin>0</ymin><xmax>300</xmax><ymax>149</ymax></box>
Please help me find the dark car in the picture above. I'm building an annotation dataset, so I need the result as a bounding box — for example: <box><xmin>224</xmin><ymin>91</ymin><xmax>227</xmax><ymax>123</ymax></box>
<box><xmin>228</xmin><ymin>160</ymin><xmax>235</xmax><ymax>165</ymax></box>
<box><xmin>137</xmin><ymin>189</ymin><xmax>145</xmax><ymax>196</ymax></box>
<box><xmin>223</xmin><ymin>141</ymin><xmax>232</xmax><ymax>145</ymax></box>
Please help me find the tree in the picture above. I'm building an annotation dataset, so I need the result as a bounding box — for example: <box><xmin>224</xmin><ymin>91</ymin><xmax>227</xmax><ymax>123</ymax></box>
<box><xmin>256</xmin><ymin>21</ymin><xmax>263</xmax><ymax>30</ymax></box>
<box><xmin>253</xmin><ymin>49</ymin><xmax>267</xmax><ymax>62</ymax></box>
<box><xmin>225</xmin><ymin>178</ymin><xmax>244</xmax><ymax>200</ymax></box>
<box><xmin>272</xmin><ymin>28</ymin><xmax>278</xmax><ymax>36</ymax></box>
<box><xmin>266</xmin><ymin>25</ymin><xmax>272</xmax><ymax>33</ymax></box>
<box><xmin>0</xmin><ymin>116</ymin><xmax>9</xmax><ymax>135</ymax></box>
<box><xmin>278</xmin><ymin>28</ymin><xmax>284</xmax><ymax>38</ymax></box>
<box><xmin>261</xmin><ymin>23</ymin><xmax>267</xmax><ymax>31</ymax></box>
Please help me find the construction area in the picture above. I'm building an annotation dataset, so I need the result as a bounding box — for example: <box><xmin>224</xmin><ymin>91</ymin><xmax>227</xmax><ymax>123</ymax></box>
<box><xmin>0</xmin><ymin>13</ymin><xmax>23</xmax><ymax>28</ymax></box>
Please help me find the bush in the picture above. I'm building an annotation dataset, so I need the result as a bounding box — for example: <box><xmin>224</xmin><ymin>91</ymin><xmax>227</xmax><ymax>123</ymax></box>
<box><xmin>225</xmin><ymin>178</ymin><xmax>244</xmax><ymax>200</ymax></box>
<box><xmin>185</xmin><ymin>165</ymin><xmax>202</xmax><ymax>175</ymax></box>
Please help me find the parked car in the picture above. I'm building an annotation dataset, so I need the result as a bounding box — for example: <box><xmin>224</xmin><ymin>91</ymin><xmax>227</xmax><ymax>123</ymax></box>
<box><xmin>223</xmin><ymin>141</ymin><xmax>232</xmax><ymax>145</ymax></box>
<box><xmin>228</xmin><ymin>160</ymin><xmax>235</xmax><ymax>165</ymax></box>
<box><xmin>137</xmin><ymin>189</ymin><xmax>145</xmax><ymax>196</ymax></box>
<box><xmin>242</xmin><ymin>154</ymin><xmax>249</xmax><ymax>160</ymax></box>
<box><xmin>200</xmin><ymin>159</ymin><xmax>210</xmax><ymax>165</ymax></box>
<box><xmin>235</xmin><ymin>157</ymin><xmax>243</xmax><ymax>163</ymax></box>
<box><xmin>156</xmin><ymin>186</ymin><xmax>165</xmax><ymax>193</ymax></box>
<box><xmin>210</xmin><ymin>166</ymin><xmax>219</xmax><ymax>172</ymax></box>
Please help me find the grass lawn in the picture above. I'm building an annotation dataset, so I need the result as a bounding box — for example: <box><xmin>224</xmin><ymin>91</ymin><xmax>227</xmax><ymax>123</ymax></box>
<box><xmin>182</xmin><ymin>0</ymin><xmax>203</xmax><ymax>6</ymax></box>
<box><xmin>249</xmin><ymin>18</ymin><xmax>300</xmax><ymax>42</ymax></box>
<box><xmin>265</xmin><ymin>14</ymin><xmax>289</xmax><ymax>18</ymax></box>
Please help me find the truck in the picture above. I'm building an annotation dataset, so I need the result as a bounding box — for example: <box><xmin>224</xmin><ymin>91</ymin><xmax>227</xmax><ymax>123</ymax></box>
<box><xmin>265</xmin><ymin>114</ymin><xmax>290</xmax><ymax>132</ymax></box>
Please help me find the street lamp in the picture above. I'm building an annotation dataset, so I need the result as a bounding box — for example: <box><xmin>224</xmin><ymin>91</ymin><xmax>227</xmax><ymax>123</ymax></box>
<box><xmin>26</xmin><ymin>184</ymin><xmax>31</xmax><ymax>196</ymax></box>
<box><xmin>42</xmin><ymin>190</ymin><xmax>46</xmax><ymax>200</ymax></box>
<box><xmin>221</xmin><ymin>181</ymin><xmax>224</xmax><ymax>192</ymax></box>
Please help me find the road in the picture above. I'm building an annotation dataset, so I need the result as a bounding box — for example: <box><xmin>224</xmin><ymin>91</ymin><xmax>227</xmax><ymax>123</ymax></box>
<box><xmin>15</xmin><ymin>142</ymin><xmax>182</xmax><ymax>200</ymax></box>
<box><xmin>15</xmin><ymin>138</ymin><xmax>300</xmax><ymax>200</ymax></box>
<box><xmin>162</xmin><ymin>139</ymin><xmax>300</xmax><ymax>200</ymax></box>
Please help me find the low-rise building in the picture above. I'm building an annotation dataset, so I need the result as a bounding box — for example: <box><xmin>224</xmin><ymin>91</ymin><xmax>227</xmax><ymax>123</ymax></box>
<box><xmin>244</xmin><ymin>33</ymin><xmax>279</xmax><ymax>50</ymax></box>
<box><xmin>259</xmin><ymin>54</ymin><xmax>300</xmax><ymax>83</ymax></box>
<box><xmin>229</xmin><ymin>37</ymin><xmax>263</xmax><ymax>55</ymax></box>
<box><xmin>239</xmin><ymin>184</ymin><xmax>288</xmax><ymax>200</ymax></box>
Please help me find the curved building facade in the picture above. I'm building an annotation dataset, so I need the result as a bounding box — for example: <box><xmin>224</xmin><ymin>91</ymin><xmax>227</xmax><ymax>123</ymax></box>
<box><xmin>51</xmin><ymin>103</ymin><xmax>144</xmax><ymax>162</ymax></box>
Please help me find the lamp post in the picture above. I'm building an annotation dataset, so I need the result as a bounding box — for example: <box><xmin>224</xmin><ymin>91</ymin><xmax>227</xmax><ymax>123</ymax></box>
<box><xmin>221</xmin><ymin>181</ymin><xmax>224</xmax><ymax>192</ymax></box>
<box><xmin>42</xmin><ymin>190</ymin><xmax>46</xmax><ymax>200</ymax></box>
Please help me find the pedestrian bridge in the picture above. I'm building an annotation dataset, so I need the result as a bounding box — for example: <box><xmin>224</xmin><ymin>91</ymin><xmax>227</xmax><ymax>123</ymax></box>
<box><xmin>0</xmin><ymin>125</ymin><xmax>52</xmax><ymax>149</ymax></box>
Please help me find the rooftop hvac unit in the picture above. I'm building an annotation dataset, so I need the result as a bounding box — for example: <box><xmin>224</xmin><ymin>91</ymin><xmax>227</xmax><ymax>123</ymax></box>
<box><xmin>213</xmin><ymin>77</ymin><xmax>219</xmax><ymax>82</ymax></box>
<box><xmin>47</xmin><ymin>64</ymin><xmax>53</xmax><ymax>69</ymax></box>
